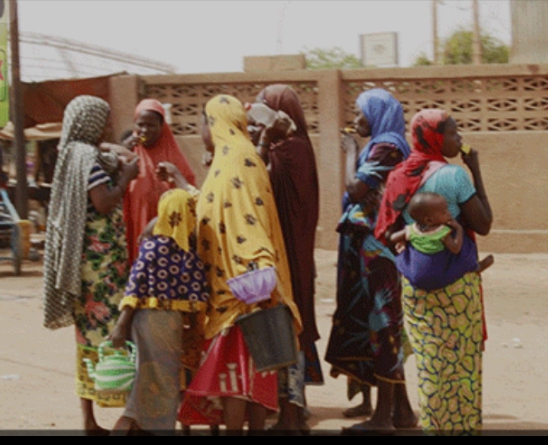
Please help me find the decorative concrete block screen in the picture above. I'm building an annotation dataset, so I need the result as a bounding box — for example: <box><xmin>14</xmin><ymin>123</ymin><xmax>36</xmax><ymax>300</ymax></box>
<box><xmin>130</xmin><ymin>65</ymin><xmax>548</xmax><ymax>253</ymax></box>
<box><xmin>144</xmin><ymin>79</ymin><xmax>320</xmax><ymax>136</ymax></box>
<box><xmin>341</xmin><ymin>66</ymin><xmax>548</xmax><ymax>132</ymax></box>
<box><xmin>141</xmin><ymin>65</ymin><xmax>548</xmax><ymax>140</ymax></box>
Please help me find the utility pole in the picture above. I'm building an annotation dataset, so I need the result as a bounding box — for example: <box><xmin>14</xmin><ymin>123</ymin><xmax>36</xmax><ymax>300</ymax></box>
<box><xmin>432</xmin><ymin>0</ymin><xmax>440</xmax><ymax>64</ymax></box>
<box><xmin>9</xmin><ymin>0</ymin><xmax>27</xmax><ymax>219</ymax></box>
<box><xmin>472</xmin><ymin>0</ymin><xmax>483</xmax><ymax>64</ymax></box>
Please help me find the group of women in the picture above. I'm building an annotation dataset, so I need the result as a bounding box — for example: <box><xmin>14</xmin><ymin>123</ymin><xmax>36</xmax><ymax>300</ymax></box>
<box><xmin>42</xmin><ymin>82</ymin><xmax>492</xmax><ymax>436</ymax></box>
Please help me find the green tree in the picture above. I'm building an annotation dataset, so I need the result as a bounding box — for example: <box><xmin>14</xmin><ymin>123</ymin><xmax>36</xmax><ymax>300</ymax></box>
<box><xmin>413</xmin><ymin>28</ymin><xmax>510</xmax><ymax>66</ymax></box>
<box><xmin>301</xmin><ymin>46</ymin><xmax>363</xmax><ymax>70</ymax></box>
<box><xmin>413</xmin><ymin>52</ymin><xmax>435</xmax><ymax>67</ymax></box>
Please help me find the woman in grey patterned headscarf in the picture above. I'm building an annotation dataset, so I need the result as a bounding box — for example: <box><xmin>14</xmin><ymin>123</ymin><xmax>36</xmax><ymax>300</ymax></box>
<box><xmin>43</xmin><ymin>95</ymin><xmax>139</xmax><ymax>435</ymax></box>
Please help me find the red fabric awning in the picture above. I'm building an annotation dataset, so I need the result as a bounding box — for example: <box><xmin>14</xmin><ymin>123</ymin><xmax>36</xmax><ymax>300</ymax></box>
<box><xmin>21</xmin><ymin>73</ymin><xmax>125</xmax><ymax>128</ymax></box>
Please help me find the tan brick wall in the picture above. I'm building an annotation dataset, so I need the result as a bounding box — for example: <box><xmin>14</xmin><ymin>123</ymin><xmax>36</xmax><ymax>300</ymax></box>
<box><xmin>110</xmin><ymin>65</ymin><xmax>548</xmax><ymax>253</ymax></box>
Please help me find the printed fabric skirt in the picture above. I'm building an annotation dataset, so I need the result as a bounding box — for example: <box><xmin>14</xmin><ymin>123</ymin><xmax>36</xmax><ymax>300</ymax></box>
<box><xmin>402</xmin><ymin>272</ymin><xmax>484</xmax><ymax>436</ymax></box>
<box><xmin>178</xmin><ymin>325</ymin><xmax>279</xmax><ymax>426</ymax></box>
<box><xmin>325</xmin><ymin>232</ymin><xmax>407</xmax><ymax>387</ymax></box>
<box><xmin>75</xmin><ymin>214</ymin><xmax>129</xmax><ymax>408</ymax></box>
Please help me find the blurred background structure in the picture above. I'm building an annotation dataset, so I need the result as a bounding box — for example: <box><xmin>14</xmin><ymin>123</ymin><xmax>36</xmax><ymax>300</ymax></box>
<box><xmin>510</xmin><ymin>0</ymin><xmax>548</xmax><ymax>64</ymax></box>
<box><xmin>19</xmin><ymin>31</ymin><xmax>177</xmax><ymax>82</ymax></box>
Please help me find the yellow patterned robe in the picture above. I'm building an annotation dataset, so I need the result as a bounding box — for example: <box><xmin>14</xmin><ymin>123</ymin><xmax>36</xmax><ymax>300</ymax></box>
<box><xmin>197</xmin><ymin>94</ymin><xmax>302</xmax><ymax>340</ymax></box>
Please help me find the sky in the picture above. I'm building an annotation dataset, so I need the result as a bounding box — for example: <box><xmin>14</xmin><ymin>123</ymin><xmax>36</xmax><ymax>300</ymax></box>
<box><xmin>16</xmin><ymin>0</ymin><xmax>512</xmax><ymax>80</ymax></box>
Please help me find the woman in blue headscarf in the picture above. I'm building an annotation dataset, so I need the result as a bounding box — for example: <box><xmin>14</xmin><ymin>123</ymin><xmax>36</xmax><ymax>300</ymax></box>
<box><xmin>325</xmin><ymin>89</ymin><xmax>417</xmax><ymax>435</ymax></box>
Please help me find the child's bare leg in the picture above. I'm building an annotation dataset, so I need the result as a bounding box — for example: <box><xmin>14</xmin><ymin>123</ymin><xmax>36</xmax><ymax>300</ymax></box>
<box><xmin>478</xmin><ymin>254</ymin><xmax>495</xmax><ymax>273</ymax></box>
<box><xmin>81</xmin><ymin>398</ymin><xmax>108</xmax><ymax>436</ymax></box>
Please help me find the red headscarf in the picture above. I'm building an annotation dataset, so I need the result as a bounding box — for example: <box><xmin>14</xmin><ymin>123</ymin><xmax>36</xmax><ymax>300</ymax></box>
<box><xmin>374</xmin><ymin>109</ymin><xmax>449</xmax><ymax>241</ymax></box>
<box><xmin>124</xmin><ymin>99</ymin><xmax>196</xmax><ymax>264</ymax></box>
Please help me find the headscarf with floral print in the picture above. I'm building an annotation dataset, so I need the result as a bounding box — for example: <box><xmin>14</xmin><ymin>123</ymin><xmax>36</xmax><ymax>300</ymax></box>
<box><xmin>153</xmin><ymin>188</ymin><xmax>197</xmax><ymax>252</ymax></box>
<box><xmin>197</xmin><ymin>94</ymin><xmax>302</xmax><ymax>340</ymax></box>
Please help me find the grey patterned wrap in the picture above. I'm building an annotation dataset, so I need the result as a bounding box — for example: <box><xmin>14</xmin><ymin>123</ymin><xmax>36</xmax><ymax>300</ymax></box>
<box><xmin>43</xmin><ymin>95</ymin><xmax>115</xmax><ymax>330</ymax></box>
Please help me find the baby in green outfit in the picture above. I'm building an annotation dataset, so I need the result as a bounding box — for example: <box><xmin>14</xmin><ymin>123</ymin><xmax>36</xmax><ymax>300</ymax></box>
<box><xmin>390</xmin><ymin>192</ymin><xmax>494</xmax><ymax>273</ymax></box>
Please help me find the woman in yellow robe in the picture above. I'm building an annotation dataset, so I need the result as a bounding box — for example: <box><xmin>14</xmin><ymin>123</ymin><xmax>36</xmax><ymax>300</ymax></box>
<box><xmin>178</xmin><ymin>94</ymin><xmax>302</xmax><ymax>435</ymax></box>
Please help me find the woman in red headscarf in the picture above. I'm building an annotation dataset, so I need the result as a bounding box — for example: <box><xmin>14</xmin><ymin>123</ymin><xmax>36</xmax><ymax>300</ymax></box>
<box><xmin>123</xmin><ymin>99</ymin><xmax>196</xmax><ymax>265</ymax></box>
<box><xmin>375</xmin><ymin>109</ymin><xmax>493</xmax><ymax>435</ymax></box>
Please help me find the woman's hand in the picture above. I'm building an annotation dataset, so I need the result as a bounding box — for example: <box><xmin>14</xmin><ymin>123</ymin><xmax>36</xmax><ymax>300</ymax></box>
<box><xmin>108</xmin><ymin>320</ymin><xmax>130</xmax><ymax>349</ymax></box>
<box><xmin>123</xmin><ymin>133</ymin><xmax>141</xmax><ymax>150</ymax></box>
<box><xmin>108</xmin><ymin>307</ymin><xmax>135</xmax><ymax>349</ymax></box>
<box><xmin>461</xmin><ymin>147</ymin><xmax>480</xmax><ymax>172</ymax></box>
<box><xmin>119</xmin><ymin>157</ymin><xmax>140</xmax><ymax>183</ymax></box>
<box><xmin>341</xmin><ymin>133</ymin><xmax>359</xmax><ymax>154</ymax></box>
<box><xmin>156</xmin><ymin>161</ymin><xmax>188</xmax><ymax>189</ymax></box>
<box><xmin>99</xmin><ymin>142</ymin><xmax>138</xmax><ymax>163</ymax></box>
<box><xmin>257</xmin><ymin>114</ymin><xmax>294</xmax><ymax>148</ymax></box>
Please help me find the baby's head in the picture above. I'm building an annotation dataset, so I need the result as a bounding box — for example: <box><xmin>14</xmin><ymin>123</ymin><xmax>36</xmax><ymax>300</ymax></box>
<box><xmin>408</xmin><ymin>192</ymin><xmax>452</xmax><ymax>227</ymax></box>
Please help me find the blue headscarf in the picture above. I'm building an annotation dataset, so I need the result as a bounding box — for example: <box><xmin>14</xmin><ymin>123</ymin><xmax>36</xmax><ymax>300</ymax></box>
<box><xmin>355</xmin><ymin>88</ymin><xmax>411</xmax><ymax>164</ymax></box>
<box><xmin>341</xmin><ymin>89</ymin><xmax>410</xmax><ymax>213</ymax></box>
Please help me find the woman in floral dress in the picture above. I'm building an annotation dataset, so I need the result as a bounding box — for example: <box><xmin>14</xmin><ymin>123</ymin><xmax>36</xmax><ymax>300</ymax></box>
<box><xmin>43</xmin><ymin>95</ymin><xmax>139</xmax><ymax>435</ymax></box>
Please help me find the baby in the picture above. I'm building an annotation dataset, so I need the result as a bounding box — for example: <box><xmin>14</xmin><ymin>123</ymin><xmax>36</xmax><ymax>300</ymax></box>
<box><xmin>390</xmin><ymin>192</ymin><xmax>494</xmax><ymax>273</ymax></box>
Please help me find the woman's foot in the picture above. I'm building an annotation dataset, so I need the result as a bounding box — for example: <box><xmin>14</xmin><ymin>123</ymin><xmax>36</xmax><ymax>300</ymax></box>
<box><xmin>393</xmin><ymin>411</ymin><xmax>419</xmax><ymax>430</ymax></box>
<box><xmin>342</xmin><ymin>402</ymin><xmax>373</xmax><ymax>419</ymax></box>
<box><xmin>85</xmin><ymin>425</ymin><xmax>110</xmax><ymax>437</ymax></box>
<box><xmin>393</xmin><ymin>383</ymin><xmax>419</xmax><ymax>429</ymax></box>
<box><xmin>110</xmin><ymin>416</ymin><xmax>136</xmax><ymax>436</ymax></box>
<box><xmin>342</xmin><ymin>419</ymin><xmax>396</xmax><ymax>436</ymax></box>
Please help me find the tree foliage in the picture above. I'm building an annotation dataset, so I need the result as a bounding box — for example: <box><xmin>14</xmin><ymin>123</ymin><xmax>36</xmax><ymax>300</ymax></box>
<box><xmin>301</xmin><ymin>46</ymin><xmax>363</xmax><ymax>70</ymax></box>
<box><xmin>414</xmin><ymin>28</ymin><xmax>509</xmax><ymax>66</ymax></box>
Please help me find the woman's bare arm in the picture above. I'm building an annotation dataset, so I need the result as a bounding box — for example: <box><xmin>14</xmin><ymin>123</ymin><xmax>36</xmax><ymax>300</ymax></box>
<box><xmin>89</xmin><ymin>158</ymin><xmax>139</xmax><ymax>215</ymax></box>
<box><xmin>460</xmin><ymin>149</ymin><xmax>493</xmax><ymax>236</ymax></box>
<box><xmin>343</xmin><ymin>134</ymin><xmax>370</xmax><ymax>203</ymax></box>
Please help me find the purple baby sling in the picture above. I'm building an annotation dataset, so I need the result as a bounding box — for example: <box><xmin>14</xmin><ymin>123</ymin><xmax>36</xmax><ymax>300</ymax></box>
<box><xmin>396</xmin><ymin>231</ymin><xmax>479</xmax><ymax>291</ymax></box>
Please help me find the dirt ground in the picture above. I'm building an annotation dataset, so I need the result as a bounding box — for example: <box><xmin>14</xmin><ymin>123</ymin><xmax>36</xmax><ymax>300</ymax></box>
<box><xmin>0</xmin><ymin>247</ymin><xmax>547</xmax><ymax>435</ymax></box>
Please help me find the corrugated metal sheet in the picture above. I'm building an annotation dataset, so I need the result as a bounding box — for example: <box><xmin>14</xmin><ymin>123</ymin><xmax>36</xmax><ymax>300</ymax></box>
<box><xmin>511</xmin><ymin>0</ymin><xmax>548</xmax><ymax>63</ymax></box>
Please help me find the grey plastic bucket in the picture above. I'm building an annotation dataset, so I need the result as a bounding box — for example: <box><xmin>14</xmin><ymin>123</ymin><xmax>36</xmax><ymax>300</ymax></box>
<box><xmin>236</xmin><ymin>305</ymin><xmax>299</xmax><ymax>373</ymax></box>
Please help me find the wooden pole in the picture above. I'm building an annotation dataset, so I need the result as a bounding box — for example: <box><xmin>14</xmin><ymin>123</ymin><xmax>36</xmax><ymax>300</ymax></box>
<box><xmin>472</xmin><ymin>0</ymin><xmax>483</xmax><ymax>65</ymax></box>
<box><xmin>9</xmin><ymin>0</ymin><xmax>27</xmax><ymax>219</ymax></box>
<box><xmin>432</xmin><ymin>0</ymin><xmax>440</xmax><ymax>64</ymax></box>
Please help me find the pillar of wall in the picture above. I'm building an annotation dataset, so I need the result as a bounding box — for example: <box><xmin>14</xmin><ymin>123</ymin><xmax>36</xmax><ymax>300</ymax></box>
<box><xmin>314</xmin><ymin>70</ymin><xmax>345</xmax><ymax>250</ymax></box>
<box><xmin>108</xmin><ymin>75</ymin><xmax>140</xmax><ymax>143</ymax></box>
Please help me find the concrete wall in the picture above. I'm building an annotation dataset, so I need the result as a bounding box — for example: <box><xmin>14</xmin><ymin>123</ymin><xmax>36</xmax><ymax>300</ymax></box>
<box><xmin>107</xmin><ymin>65</ymin><xmax>548</xmax><ymax>253</ymax></box>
